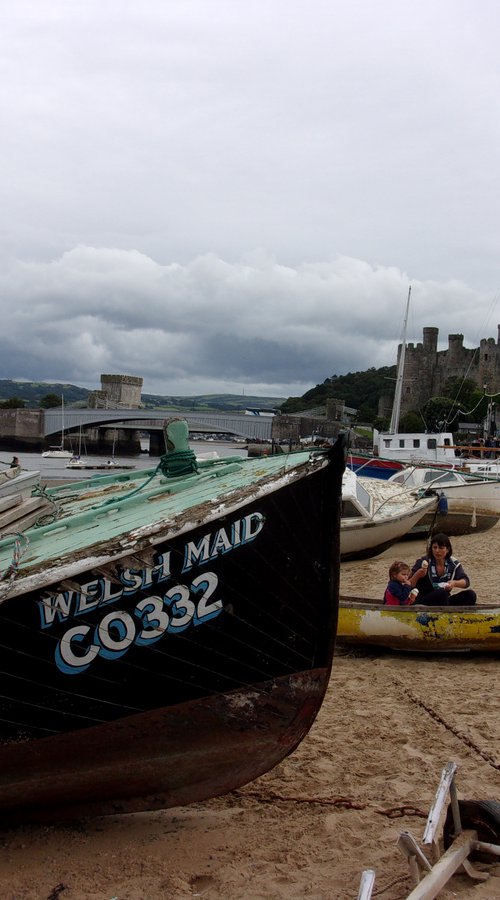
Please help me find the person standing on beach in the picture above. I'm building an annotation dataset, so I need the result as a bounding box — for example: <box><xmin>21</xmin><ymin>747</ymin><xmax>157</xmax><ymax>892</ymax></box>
<box><xmin>411</xmin><ymin>533</ymin><xmax>476</xmax><ymax>606</ymax></box>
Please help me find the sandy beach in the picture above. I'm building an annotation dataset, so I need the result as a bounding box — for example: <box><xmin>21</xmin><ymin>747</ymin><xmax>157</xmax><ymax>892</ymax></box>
<box><xmin>1</xmin><ymin>527</ymin><xmax>499</xmax><ymax>899</ymax></box>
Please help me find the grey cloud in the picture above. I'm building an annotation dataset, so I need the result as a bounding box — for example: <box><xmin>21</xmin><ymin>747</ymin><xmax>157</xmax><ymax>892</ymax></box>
<box><xmin>1</xmin><ymin>2</ymin><xmax>500</xmax><ymax>395</ymax></box>
<box><xmin>0</xmin><ymin>247</ymin><xmax>494</xmax><ymax>396</ymax></box>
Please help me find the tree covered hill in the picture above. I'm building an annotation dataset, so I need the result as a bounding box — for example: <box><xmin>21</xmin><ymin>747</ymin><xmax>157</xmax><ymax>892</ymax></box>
<box><xmin>0</xmin><ymin>380</ymin><xmax>90</xmax><ymax>407</ymax></box>
<box><xmin>0</xmin><ymin>380</ymin><xmax>284</xmax><ymax>412</ymax></box>
<box><xmin>280</xmin><ymin>367</ymin><xmax>397</xmax><ymax>422</ymax></box>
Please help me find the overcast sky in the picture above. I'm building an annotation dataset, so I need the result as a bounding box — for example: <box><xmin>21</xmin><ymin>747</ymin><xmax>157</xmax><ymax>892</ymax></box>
<box><xmin>1</xmin><ymin>1</ymin><xmax>500</xmax><ymax>398</ymax></box>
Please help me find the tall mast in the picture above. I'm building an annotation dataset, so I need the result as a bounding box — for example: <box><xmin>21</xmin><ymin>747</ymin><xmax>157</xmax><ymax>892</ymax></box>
<box><xmin>389</xmin><ymin>285</ymin><xmax>411</xmax><ymax>434</ymax></box>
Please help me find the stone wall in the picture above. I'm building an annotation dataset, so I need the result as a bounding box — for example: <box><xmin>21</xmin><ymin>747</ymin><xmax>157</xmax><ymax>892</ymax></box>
<box><xmin>0</xmin><ymin>409</ymin><xmax>45</xmax><ymax>450</ymax></box>
<box><xmin>400</xmin><ymin>325</ymin><xmax>500</xmax><ymax>416</ymax></box>
<box><xmin>272</xmin><ymin>414</ymin><xmax>341</xmax><ymax>442</ymax></box>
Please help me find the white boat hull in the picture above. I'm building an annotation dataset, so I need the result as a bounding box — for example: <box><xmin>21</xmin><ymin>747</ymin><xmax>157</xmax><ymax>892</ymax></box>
<box><xmin>340</xmin><ymin>500</ymin><xmax>436</xmax><ymax>559</ymax></box>
<box><xmin>42</xmin><ymin>450</ymin><xmax>73</xmax><ymax>459</ymax></box>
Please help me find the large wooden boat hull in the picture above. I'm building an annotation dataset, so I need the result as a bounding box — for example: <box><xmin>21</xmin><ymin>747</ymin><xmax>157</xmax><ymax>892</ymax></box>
<box><xmin>0</xmin><ymin>670</ymin><xmax>326</xmax><ymax>823</ymax></box>
<box><xmin>0</xmin><ymin>442</ymin><xmax>344</xmax><ymax>821</ymax></box>
<box><xmin>337</xmin><ymin>596</ymin><xmax>500</xmax><ymax>653</ymax></box>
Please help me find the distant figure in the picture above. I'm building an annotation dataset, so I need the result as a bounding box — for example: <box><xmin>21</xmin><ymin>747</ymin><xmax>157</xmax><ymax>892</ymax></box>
<box><xmin>10</xmin><ymin>456</ymin><xmax>19</xmax><ymax>468</ymax></box>
<box><xmin>383</xmin><ymin>561</ymin><xmax>419</xmax><ymax>606</ymax></box>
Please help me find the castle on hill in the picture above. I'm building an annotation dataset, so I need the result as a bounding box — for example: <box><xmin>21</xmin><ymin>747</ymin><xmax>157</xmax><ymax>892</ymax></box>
<box><xmin>399</xmin><ymin>326</ymin><xmax>500</xmax><ymax>417</ymax></box>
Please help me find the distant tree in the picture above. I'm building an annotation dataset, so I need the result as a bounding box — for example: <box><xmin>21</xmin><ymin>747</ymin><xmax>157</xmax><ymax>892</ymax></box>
<box><xmin>421</xmin><ymin>397</ymin><xmax>455</xmax><ymax>431</ymax></box>
<box><xmin>441</xmin><ymin>377</ymin><xmax>478</xmax><ymax>408</ymax></box>
<box><xmin>40</xmin><ymin>393</ymin><xmax>62</xmax><ymax>409</ymax></box>
<box><xmin>399</xmin><ymin>411</ymin><xmax>425</xmax><ymax>433</ymax></box>
<box><xmin>279</xmin><ymin>397</ymin><xmax>306</xmax><ymax>413</ymax></box>
<box><xmin>0</xmin><ymin>397</ymin><xmax>26</xmax><ymax>409</ymax></box>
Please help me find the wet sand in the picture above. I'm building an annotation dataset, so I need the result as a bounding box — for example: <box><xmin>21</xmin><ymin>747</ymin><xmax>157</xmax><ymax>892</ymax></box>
<box><xmin>1</xmin><ymin>528</ymin><xmax>499</xmax><ymax>899</ymax></box>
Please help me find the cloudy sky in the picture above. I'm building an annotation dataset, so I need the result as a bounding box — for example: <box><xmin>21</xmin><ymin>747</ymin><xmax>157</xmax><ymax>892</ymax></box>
<box><xmin>2</xmin><ymin>1</ymin><xmax>500</xmax><ymax>398</ymax></box>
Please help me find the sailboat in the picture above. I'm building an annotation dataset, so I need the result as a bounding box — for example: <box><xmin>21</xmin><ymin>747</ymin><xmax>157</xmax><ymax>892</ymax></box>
<box><xmin>66</xmin><ymin>425</ymin><xmax>135</xmax><ymax>471</ymax></box>
<box><xmin>41</xmin><ymin>397</ymin><xmax>73</xmax><ymax>459</ymax></box>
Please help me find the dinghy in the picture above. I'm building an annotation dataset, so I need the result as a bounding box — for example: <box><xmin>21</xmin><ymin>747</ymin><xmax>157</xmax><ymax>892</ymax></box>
<box><xmin>337</xmin><ymin>595</ymin><xmax>500</xmax><ymax>653</ymax></box>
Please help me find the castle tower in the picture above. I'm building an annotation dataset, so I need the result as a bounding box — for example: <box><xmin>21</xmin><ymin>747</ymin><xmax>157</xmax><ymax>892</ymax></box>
<box><xmin>100</xmin><ymin>374</ymin><xmax>143</xmax><ymax>407</ymax></box>
<box><xmin>422</xmin><ymin>327</ymin><xmax>438</xmax><ymax>353</ymax></box>
<box><xmin>400</xmin><ymin>328</ymin><xmax>438</xmax><ymax>416</ymax></box>
<box><xmin>92</xmin><ymin>374</ymin><xmax>144</xmax><ymax>408</ymax></box>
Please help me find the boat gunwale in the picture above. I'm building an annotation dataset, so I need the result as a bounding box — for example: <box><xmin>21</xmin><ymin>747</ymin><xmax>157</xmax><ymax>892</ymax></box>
<box><xmin>339</xmin><ymin>594</ymin><xmax>500</xmax><ymax>614</ymax></box>
<box><xmin>0</xmin><ymin>450</ymin><xmax>331</xmax><ymax>602</ymax></box>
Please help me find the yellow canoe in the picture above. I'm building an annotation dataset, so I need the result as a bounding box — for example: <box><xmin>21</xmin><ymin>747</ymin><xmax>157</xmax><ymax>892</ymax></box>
<box><xmin>337</xmin><ymin>596</ymin><xmax>500</xmax><ymax>653</ymax></box>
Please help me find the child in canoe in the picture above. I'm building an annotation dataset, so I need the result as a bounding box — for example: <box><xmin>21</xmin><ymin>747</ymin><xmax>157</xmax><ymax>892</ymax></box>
<box><xmin>383</xmin><ymin>560</ymin><xmax>420</xmax><ymax>606</ymax></box>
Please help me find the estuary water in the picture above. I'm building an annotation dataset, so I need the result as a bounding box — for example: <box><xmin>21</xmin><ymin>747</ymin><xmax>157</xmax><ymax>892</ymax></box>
<box><xmin>0</xmin><ymin>441</ymin><xmax>248</xmax><ymax>483</ymax></box>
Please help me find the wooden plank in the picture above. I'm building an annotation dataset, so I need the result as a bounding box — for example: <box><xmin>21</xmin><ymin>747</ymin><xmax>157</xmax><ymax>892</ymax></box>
<box><xmin>0</xmin><ymin>501</ymin><xmax>54</xmax><ymax>537</ymax></box>
<box><xmin>406</xmin><ymin>831</ymin><xmax>477</xmax><ymax>899</ymax></box>
<box><xmin>0</xmin><ymin>493</ymin><xmax>22</xmax><ymax>513</ymax></box>
<box><xmin>357</xmin><ymin>869</ymin><xmax>376</xmax><ymax>899</ymax></box>
<box><xmin>0</xmin><ymin>497</ymin><xmax>49</xmax><ymax>529</ymax></box>
<box><xmin>422</xmin><ymin>762</ymin><xmax>457</xmax><ymax>846</ymax></box>
<box><xmin>398</xmin><ymin>831</ymin><xmax>432</xmax><ymax>871</ymax></box>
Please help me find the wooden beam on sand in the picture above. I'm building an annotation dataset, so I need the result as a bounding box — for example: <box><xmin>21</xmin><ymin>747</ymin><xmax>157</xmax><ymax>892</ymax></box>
<box><xmin>405</xmin><ymin>831</ymin><xmax>477</xmax><ymax>900</ymax></box>
<box><xmin>356</xmin><ymin>869</ymin><xmax>375</xmax><ymax>899</ymax></box>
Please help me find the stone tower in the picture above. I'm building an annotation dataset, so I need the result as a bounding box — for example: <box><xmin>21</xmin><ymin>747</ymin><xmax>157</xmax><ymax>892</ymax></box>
<box><xmin>399</xmin><ymin>326</ymin><xmax>500</xmax><ymax>417</ymax></box>
<box><xmin>88</xmin><ymin>374</ymin><xmax>143</xmax><ymax>409</ymax></box>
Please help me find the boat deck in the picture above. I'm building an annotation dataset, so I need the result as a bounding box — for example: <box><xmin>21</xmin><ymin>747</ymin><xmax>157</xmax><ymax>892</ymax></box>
<box><xmin>0</xmin><ymin>450</ymin><xmax>325</xmax><ymax>597</ymax></box>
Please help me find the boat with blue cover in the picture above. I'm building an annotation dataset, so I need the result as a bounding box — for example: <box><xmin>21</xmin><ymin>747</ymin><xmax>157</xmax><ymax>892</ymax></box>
<box><xmin>0</xmin><ymin>419</ymin><xmax>344</xmax><ymax>822</ymax></box>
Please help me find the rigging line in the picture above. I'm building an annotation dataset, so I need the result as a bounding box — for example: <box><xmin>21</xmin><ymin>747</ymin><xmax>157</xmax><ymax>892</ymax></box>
<box><xmin>469</xmin><ymin>288</ymin><xmax>500</xmax><ymax>349</ymax></box>
<box><xmin>443</xmin><ymin>293</ymin><xmax>500</xmax><ymax>424</ymax></box>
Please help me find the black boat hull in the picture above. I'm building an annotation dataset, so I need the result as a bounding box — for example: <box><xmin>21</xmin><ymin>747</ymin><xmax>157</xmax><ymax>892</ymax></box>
<box><xmin>0</xmin><ymin>443</ymin><xmax>344</xmax><ymax>819</ymax></box>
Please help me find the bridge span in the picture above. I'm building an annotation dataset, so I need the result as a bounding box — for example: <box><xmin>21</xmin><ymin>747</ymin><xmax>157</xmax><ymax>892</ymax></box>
<box><xmin>44</xmin><ymin>408</ymin><xmax>273</xmax><ymax>441</ymax></box>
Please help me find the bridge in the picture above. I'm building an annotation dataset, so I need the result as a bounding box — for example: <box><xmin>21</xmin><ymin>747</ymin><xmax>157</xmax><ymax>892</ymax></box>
<box><xmin>43</xmin><ymin>408</ymin><xmax>274</xmax><ymax>441</ymax></box>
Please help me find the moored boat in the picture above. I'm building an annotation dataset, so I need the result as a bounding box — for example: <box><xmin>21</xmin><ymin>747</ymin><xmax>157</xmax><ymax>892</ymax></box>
<box><xmin>340</xmin><ymin>468</ymin><xmax>438</xmax><ymax>560</ymax></box>
<box><xmin>0</xmin><ymin>419</ymin><xmax>345</xmax><ymax>822</ymax></box>
<box><xmin>387</xmin><ymin>465</ymin><xmax>500</xmax><ymax>536</ymax></box>
<box><xmin>337</xmin><ymin>595</ymin><xmax>500</xmax><ymax>653</ymax></box>
<box><xmin>66</xmin><ymin>457</ymin><xmax>136</xmax><ymax>470</ymax></box>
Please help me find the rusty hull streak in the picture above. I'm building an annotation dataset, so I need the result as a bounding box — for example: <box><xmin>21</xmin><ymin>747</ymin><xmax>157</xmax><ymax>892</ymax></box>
<box><xmin>0</xmin><ymin>669</ymin><xmax>329</xmax><ymax>824</ymax></box>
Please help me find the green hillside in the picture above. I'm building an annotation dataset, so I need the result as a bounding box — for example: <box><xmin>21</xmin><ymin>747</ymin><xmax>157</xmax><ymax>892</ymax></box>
<box><xmin>0</xmin><ymin>380</ymin><xmax>284</xmax><ymax>413</ymax></box>
<box><xmin>281</xmin><ymin>367</ymin><xmax>397</xmax><ymax>422</ymax></box>
<box><xmin>0</xmin><ymin>380</ymin><xmax>90</xmax><ymax>407</ymax></box>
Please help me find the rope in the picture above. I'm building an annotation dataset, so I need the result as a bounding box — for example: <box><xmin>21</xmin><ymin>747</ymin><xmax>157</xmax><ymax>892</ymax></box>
<box><xmin>94</xmin><ymin>449</ymin><xmax>198</xmax><ymax>508</ymax></box>
<box><xmin>0</xmin><ymin>531</ymin><xmax>30</xmax><ymax>598</ymax></box>
<box><xmin>32</xmin><ymin>483</ymin><xmax>61</xmax><ymax>526</ymax></box>
<box><xmin>157</xmin><ymin>448</ymin><xmax>198</xmax><ymax>478</ymax></box>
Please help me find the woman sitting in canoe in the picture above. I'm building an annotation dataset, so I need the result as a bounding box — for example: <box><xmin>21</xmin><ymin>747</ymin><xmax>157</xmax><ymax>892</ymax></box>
<box><xmin>410</xmin><ymin>533</ymin><xmax>477</xmax><ymax>606</ymax></box>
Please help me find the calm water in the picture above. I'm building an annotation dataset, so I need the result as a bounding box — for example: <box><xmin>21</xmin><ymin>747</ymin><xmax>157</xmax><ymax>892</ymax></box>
<box><xmin>1</xmin><ymin>441</ymin><xmax>248</xmax><ymax>482</ymax></box>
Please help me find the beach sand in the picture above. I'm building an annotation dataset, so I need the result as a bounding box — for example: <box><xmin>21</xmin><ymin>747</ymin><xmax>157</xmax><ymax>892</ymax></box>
<box><xmin>1</xmin><ymin>528</ymin><xmax>499</xmax><ymax>899</ymax></box>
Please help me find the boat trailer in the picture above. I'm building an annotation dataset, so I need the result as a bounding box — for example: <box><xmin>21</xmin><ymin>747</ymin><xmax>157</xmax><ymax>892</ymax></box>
<box><xmin>357</xmin><ymin>762</ymin><xmax>500</xmax><ymax>899</ymax></box>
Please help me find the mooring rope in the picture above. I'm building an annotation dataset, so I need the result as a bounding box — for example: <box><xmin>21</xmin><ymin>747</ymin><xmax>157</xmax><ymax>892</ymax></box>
<box><xmin>0</xmin><ymin>531</ymin><xmax>30</xmax><ymax>597</ymax></box>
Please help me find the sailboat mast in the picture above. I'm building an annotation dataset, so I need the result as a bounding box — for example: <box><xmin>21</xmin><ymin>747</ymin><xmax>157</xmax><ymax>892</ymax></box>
<box><xmin>389</xmin><ymin>285</ymin><xmax>411</xmax><ymax>434</ymax></box>
<box><xmin>61</xmin><ymin>395</ymin><xmax>66</xmax><ymax>450</ymax></box>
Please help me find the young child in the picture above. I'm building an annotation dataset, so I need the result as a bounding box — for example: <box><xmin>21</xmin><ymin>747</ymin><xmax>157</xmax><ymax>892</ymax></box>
<box><xmin>383</xmin><ymin>560</ymin><xmax>419</xmax><ymax>606</ymax></box>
